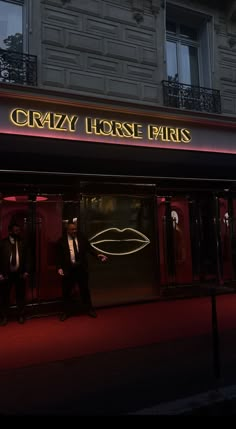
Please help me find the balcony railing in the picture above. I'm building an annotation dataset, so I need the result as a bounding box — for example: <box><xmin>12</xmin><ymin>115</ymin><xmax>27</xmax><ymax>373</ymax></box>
<box><xmin>163</xmin><ymin>80</ymin><xmax>221</xmax><ymax>114</ymax></box>
<box><xmin>0</xmin><ymin>49</ymin><xmax>37</xmax><ymax>86</ymax></box>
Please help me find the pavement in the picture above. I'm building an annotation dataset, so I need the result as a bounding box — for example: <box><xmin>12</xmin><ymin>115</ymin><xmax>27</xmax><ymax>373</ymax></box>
<box><xmin>1</xmin><ymin>292</ymin><xmax>236</xmax><ymax>415</ymax></box>
<box><xmin>1</xmin><ymin>327</ymin><xmax>236</xmax><ymax>415</ymax></box>
<box><xmin>133</xmin><ymin>387</ymin><xmax>236</xmax><ymax>415</ymax></box>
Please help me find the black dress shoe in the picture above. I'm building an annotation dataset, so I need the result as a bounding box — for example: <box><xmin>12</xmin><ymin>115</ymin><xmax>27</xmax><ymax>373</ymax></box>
<box><xmin>88</xmin><ymin>309</ymin><xmax>97</xmax><ymax>318</ymax></box>
<box><xmin>0</xmin><ymin>317</ymin><xmax>8</xmax><ymax>327</ymax></box>
<box><xmin>59</xmin><ymin>312</ymin><xmax>68</xmax><ymax>322</ymax></box>
<box><xmin>18</xmin><ymin>316</ymin><xmax>25</xmax><ymax>324</ymax></box>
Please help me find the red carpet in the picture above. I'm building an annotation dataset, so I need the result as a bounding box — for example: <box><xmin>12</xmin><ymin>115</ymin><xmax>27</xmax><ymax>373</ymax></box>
<box><xmin>0</xmin><ymin>294</ymin><xmax>236</xmax><ymax>370</ymax></box>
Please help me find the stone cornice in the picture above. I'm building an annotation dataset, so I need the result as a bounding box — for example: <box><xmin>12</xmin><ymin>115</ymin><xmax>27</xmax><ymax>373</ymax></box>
<box><xmin>227</xmin><ymin>0</ymin><xmax>236</xmax><ymax>21</ymax></box>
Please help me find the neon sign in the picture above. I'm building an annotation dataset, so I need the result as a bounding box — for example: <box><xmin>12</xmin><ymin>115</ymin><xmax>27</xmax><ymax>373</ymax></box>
<box><xmin>9</xmin><ymin>108</ymin><xmax>192</xmax><ymax>144</ymax></box>
<box><xmin>10</xmin><ymin>109</ymin><xmax>78</xmax><ymax>132</ymax></box>
<box><xmin>86</xmin><ymin>117</ymin><xmax>143</xmax><ymax>139</ymax></box>
<box><xmin>89</xmin><ymin>228</ymin><xmax>150</xmax><ymax>256</ymax></box>
<box><xmin>0</xmin><ymin>96</ymin><xmax>234</xmax><ymax>154</ymax></box>
<box><xmin>148</xmin><ymin>125</ymin><xmax>191</xmax><ymax>143</ymax></box>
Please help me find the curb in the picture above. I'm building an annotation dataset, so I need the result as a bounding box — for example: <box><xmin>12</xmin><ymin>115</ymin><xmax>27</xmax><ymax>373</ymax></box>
<box><xmin>131</xmin><ymin>385</ymin><xmax>236</xmax><ymax>415</ymax></box>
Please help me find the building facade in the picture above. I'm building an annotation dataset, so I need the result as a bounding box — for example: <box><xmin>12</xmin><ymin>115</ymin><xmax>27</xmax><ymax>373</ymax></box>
<box><xmin>1</xmin><ymin>0</ymin><xmax>236</xmax><ymax>309</ymax></box>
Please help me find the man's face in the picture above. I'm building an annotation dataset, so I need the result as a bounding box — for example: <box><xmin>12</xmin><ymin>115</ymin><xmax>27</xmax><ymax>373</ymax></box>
<box><xmin>10</xmin><ymin>226</ymin><xmax>21</xmax><ymax>239</ymax></box>
<box><xmin>67</xmin><ymin>224</ymin><xmax>77</xmax><ymax>238</ymax></box>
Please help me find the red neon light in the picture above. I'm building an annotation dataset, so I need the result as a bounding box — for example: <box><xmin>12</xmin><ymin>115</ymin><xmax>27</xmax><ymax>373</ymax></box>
<box><xmin>1</xmin><ymin>127</ymin><xmax>236</xmax><ymax>155</ymax></box>
<box><xmin>4</xmin><ymin>196</ymin><xmax>48</xmax><ymax>202</ymax></box>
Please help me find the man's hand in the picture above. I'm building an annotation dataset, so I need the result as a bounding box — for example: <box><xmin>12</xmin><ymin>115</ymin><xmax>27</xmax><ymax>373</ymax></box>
<box><xmin>0</xmin><ymin>274</ymin><xmax>4</xmax><ymax>282</ymax></box>
<box><xmin>23</xmin><ymin>272</ymin><xmax>29</xmax><ymax>280</ymax></box>
<box><xmin>58</xmin><ymin>269</ymin><xmax>64</xmax><ymax>276</ymax></box>
<box><xmin>98</xmin><ymin>254</ymin><xmax>108</xmax><ymax>263</ymax></box>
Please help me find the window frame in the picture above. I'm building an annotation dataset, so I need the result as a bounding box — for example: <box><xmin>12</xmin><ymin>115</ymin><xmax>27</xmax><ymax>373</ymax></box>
<box><xmin>0</xmin><ymin>0</ymin><xmax>26</xmax><ymax>53</ymax></box>
<box><xmin>165</xmin><ymin>4</ymin><xmax>212</xmax><ymax>89</ymax></box>
<box><xmin>166</xmin><ymin>21</ymin><xmax>201</xmax><ymax>86</ymax></box>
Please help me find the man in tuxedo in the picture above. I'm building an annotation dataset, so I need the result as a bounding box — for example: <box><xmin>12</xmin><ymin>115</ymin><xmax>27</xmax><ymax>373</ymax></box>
<box><xmin>57</xmin><ymin>222</ymin><xmax>107</xmax><ymax>321</ymax></box>
<box><xmin>0</xmin><ymin>223</ymin><xmax>30</xmax><ymax>326</ymax></box>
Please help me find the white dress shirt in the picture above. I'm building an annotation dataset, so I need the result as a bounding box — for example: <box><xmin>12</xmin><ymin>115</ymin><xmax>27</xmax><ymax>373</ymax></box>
<box><xmin>68</xmin><ymin>235</ymin><xmax>79</xmax><ymax>264</ymax></box>
<box><xmin>9</xmin><ymin>237</ymin><xmax>20</xmax><ymax>272</ymax></box>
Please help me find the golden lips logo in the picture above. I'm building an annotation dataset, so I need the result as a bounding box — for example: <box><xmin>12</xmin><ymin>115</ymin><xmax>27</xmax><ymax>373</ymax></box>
<box><xmin>89</xmin><ymin>228</ymin><xmax>150</xmax><ymax>256</ymax></box>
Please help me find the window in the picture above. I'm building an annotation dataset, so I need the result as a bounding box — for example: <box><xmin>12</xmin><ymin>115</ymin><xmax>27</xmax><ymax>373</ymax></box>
<box><xmin>163</xmin><ymin>5</ymin><xmax>221</xmax><ymax>113</ymax></box>
<box><xmin>0</xmin><ymin>0</ymin><xmax>23</xmax><ymax>52</ymax></box>
<box><xmin>166</xmin><ymin>21</ymin><xmax>200</xmax><ymax>86</ymax></box>
<box><xmin>0</xmin><ymin>0</ymin><xmax>37</xmax><ymax>86</ymax></box>
<box><xmin>165</xmin><ymin>5</ymin><xmax>212</xmax><ymax>88</ymax></box>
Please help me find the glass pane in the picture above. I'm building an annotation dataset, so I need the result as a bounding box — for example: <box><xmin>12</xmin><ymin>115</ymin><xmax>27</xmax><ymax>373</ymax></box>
<box><xmin>180</xmin><ymin>24</ymin><xmax>198</xmax><ymax>41</ymax></box>
<box><xmin>158</xmin><ymin>197</ymin><xmax>193</xmax><ymax>287</ymax></box>
<box><xmin>180</xmin><ymin>44</ymin><xmax>199</xmax><ymax>86</ymax></box>
<box><xmin>35</xmin><ymin>195</ymin><xmax>65</xmax><ymax>302</ymax></box>
<box><xmin>199</xmin><ymin>197</ymin><xmax>217</xmax><ymax>282</ymax></box>
<box><xmin>232</xmin><ymin>200</ymin><xmax>236</xmax><ymax>280</ymax></box>
<box><xmin>80</xmin><ymin>195</ymin><xmax>157</xmax><ymax>306</ymax></box>
<box><xmin>219</xmin><ymin>198</ymin><xmax>232</xmax><ymax>282</ymax></box>
<box><xmin>0</xmin><ymin>194</ymin><xmax>33</xmax><ymax>308</ymax></box>
<box><xmin>166</xmin><ymin>40</ymin><xmax>178</xmax><ymax>81</ymax></box>
<box><xmin>0</xmin><ymin>1</ymin><xmax>23</xmax><ymax>51</ymax></box>
<box><xmin>166</xmin><ymin>20</ymin><xmax>176</xmax><ymax>34</ymax></box>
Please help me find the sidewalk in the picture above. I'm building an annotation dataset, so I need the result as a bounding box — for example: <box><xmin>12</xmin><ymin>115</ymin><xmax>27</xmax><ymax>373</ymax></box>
<box><xmin>133</xmin><ymin>385</ymin><xmax>236</xmax><ymax>415</ymax></box>
<box><xmin>1</xmin><ymin>329</ymin><xmax>236</xmax><ymax>415</ymax></box>
<box><xmin>1</xmin><ymin>294</ymin><xmax>236</xmax><ymax>415</ymax></box>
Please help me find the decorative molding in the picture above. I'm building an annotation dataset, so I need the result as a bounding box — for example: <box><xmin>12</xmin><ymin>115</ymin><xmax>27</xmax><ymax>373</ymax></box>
<box><xmin>214</xmin><ymin>23</ymin><xmax>221</xmax><ymax>35</ymax></box>
<box><xmin>227</xmin><ymin>0</ymin><xmax>236</xmax><ymax>22</ymax></box>
<box><xmin>228</xmin><ymin>35</ymin><xmax>236</xmax><ymax>48</ymax></box>
<box><xmin>151</xmin><ymin>0</ymin><xmax>161</xmax><ymax>15</ymax></box>
<box><xmin>28</xmin><ymin>0</ymin><xmax>33</xmax><ymax>35</ymax></box>
<box><xmin>131</xmin><ymin>0</ymin><xmax>161</xmax><ymax>22</ymax></box>
<box><xmin>132</xmin><ymin>0</ymin><xmax>144</xmax><ymax>24</ymax></box>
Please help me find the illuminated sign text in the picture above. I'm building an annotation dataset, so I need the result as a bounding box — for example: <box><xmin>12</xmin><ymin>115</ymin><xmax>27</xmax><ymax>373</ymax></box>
<box><xmin>10</xmin><ymin>109</ymin><xmax>79</xmax><ymax>132</ymax></box>
<box><xmin>9</xmin><ymin>108</ymin><xmax>192</xmax><ymax>144</ymax></box>
<box><xmin>148</xmin><ymin>125</ymin><xmax>191</xmax><ymax>143</ymax></box>
<box><xmin>86</xmin><ymin>117</ymin><xmax>143</xmax><ymax>139</ymax></box>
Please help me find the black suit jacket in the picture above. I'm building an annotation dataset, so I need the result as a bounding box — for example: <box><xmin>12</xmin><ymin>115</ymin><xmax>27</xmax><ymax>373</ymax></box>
<box><xmin>56</xmin><ymin>232</ymin><xmax>99</xmax><ymax>274</ymax></box>
<box><xmin>0</xmin><ymin>237</ymin><xmax>30</xmax><ymax>276</ymax></box>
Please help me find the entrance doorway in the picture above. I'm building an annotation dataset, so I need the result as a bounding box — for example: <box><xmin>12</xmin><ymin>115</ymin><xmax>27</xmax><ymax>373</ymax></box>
<box><xmin>80</xmin><ymin>193</ymin><xmax>157</xmax><ymax>305</ymax></box>
<box><xmin>0</xmin><ymin>188</ymin><xmax>158</xmax><ymax>309</ymax></box>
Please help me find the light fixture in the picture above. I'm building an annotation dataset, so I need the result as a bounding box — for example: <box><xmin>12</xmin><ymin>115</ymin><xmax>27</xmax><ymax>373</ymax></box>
<box><xmin>4</xmin><ymin>196</ymin><xmax>48</xmax><ymax>202</ymax></box>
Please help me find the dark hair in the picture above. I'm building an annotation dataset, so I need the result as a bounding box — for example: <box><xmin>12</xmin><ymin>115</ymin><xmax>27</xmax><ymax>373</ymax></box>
<box><xmin>8</xmin><ymin>223</ymin><xmax>20</xmax><ymax>232</ymax></box>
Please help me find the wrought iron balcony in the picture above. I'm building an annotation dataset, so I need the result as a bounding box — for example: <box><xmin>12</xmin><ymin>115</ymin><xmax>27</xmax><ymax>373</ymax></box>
<box><xmin>163</xmin><ymin>80</ymin><xmax>221</xmax><ymax>114</ymax></box>
<box><xmin>0</xmin><ymin>49</ymin><xmax>37</xmax><ymax>86</ymax></box>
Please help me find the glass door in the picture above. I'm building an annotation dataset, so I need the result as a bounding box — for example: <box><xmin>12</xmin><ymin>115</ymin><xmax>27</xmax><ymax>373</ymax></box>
<box><xmin>34</xmin><ymin>194</ymin><xmax>63</xmax><ymax>303</ymax></box>
<box><xmin>0</xmin><ymin>188</ymin><xmax>158</xmax><ymax>309</ymax></box>
<box><xmin>80</xmin><ymin>193</ymin><xmax>158</xmax><ymax>306</ymax></box>
<box><xmin>35</xmin><ymin>194</ymin><xmax>81</xmax><ymax>303</ymax></box>
<box><xmin>0</xmin><ymin>194</ymin><xmax>34</xmax><ymax>306</ymax></box>
<box><xmin>219</xmin><ymin>198</ymin><xmax>232</xmax><ymax>283</ymax></box>
<box><xmin>189</xmin><ymin>195</ymin><xmax>221</xmax><ymax>285</ymax></box>
<box><xmin>157</xmin><ymin>196</ymin><xmax>193</xmax><ymax>287</ymax></box>
<box><xmin>0</xmin><ymin>192</ymin><xmax>81</xmax><ymax>307</ymax></box>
